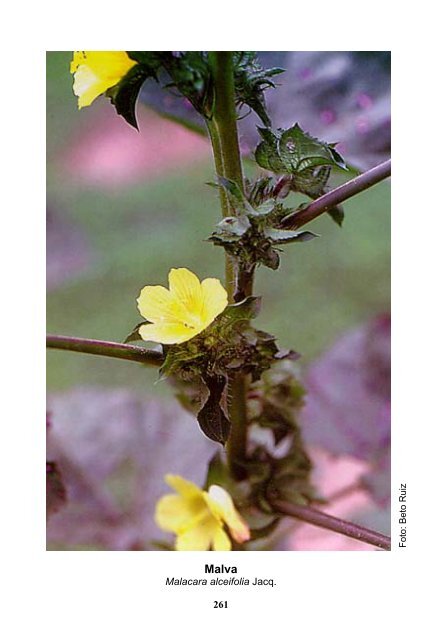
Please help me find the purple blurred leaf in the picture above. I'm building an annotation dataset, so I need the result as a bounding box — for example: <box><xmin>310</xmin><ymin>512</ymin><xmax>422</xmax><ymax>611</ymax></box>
<box><xmin>46</xmin><ymin>388</ymin><xmax>217</xmax><ymax>550</ymax></box>
<box><xmin>46</xmin><ymin>462</ymin><xmax>67</xmax><ymax>520</ymax></box>
<box><xmin>300</xmin><ymin>315</ymin><xmax>390</xmax><ymax>505</ymax></box>
<box><xmin>46</xmin><ymin>413</ymin><xmax>67</xmax><ymax>520</ymax></box>
<box><xmin>360</xmin><ymin>443</ymin><xmax>391</xmax><ymax>509</ymax></box>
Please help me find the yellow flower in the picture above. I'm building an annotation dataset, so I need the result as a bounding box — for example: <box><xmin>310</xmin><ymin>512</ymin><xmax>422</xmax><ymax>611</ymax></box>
<box><xmin>137</xmin><ymin>267</ymin><xmax>228</xmax><ymax>345</ymax></box>
<box><xmin>70</xmin><ymin>51</ymin><xmax>137</xmax><ymax>109</ymax></box>
<box><xmin>155</xmin><ymin>474</ymin><xmax>250</xmax><ymax>551</ymax></box>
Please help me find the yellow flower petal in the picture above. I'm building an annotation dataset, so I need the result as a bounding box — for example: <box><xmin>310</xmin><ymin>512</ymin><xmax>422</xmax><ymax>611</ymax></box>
<box><xmin>71</xmin><ymin>51</ymin><xmax>136</xmax><ymax>109</ymax></box>
<box><xmin>136</xmin><ymin>268</ymin><xmax>228</xmax><ymax>345</ymax></box>
<box><xmin>165</xmin><ymin>474</ymin><xmax>203</xmax><ymax>499</ymax></box>
<box><xmin>70</xmin><ymin>51</ymin><xmax>86</xmax><ymax>73</ymax></box>
<box><xmin>155</xmin><ymin>475</ymin><xmax>247</xmax><ymax>551</ymax></box>
<box><xmin>137</xmin><ymin>285</ymin><xmax>186</xmax><ymax>323</ymax></box>
<box><xmin>168</xmin><ymin>268</ymin><xmax>204</xmax><ymax>316</ymax></box>
<box><xmin>73</xmin><ymin>65</ymin><xmax>110</xmax><ymax>109</ymax></box>
<box><xmin>201</xmin><ymin>278</ymin><xmax>229</xmax><ymax>324</ymax></box>
<box><xmin>206</xmin><ymin>485</ymin><xmax>250</xmax><ymax>543</ymax></box>
<box><xmin>212</xmin><ymin>527</ymin><xmax>232</xmax><ymax>551</ymax></box>
<box><xmin>175</xmin><ymin>517</ymin><xmax>220</xmax><ymax>551</ymax></box>
<box><xmin>139</xmin><ymin>322</ymin><xmax>199</xmax><ymax>344</ymax></box>
<box><xmin>155</xmin><ymin>495</ymin><xmax>202</xmax><ymax>534</ymax></box>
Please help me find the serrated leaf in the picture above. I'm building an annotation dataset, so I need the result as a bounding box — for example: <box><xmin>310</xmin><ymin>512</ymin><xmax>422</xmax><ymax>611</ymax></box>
<box><xmin>255</xmin><ymin>124</ymin><xmax>348</xmax><ymax>182</ymax></box>
<box><xmin>279</xmin><ymin>123</ymin><xmax>347</xmax><ymax>172</ymax></box>
<box><xmin>233</xmin><ymin>52</ymin><xmax>284</xmax><ymax>126</ymax></box>
<box><xmin>197</xmin><ymin>376</ymin><xmax>230</xmax><ymax>444</ymax></box>
<box><xmin>265</xmin><ymin>229</ymin><xmax>319</xmax><ymax>245</ymax></box>
<box><xmin>255</xmin><ymin>128</ymin><xmax>286</xmax><ymax>173</ymax></box>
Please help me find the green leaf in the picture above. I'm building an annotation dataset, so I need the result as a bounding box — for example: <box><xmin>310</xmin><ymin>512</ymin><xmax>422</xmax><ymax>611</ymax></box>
<box><xmin>291</xmin><ymin>165</ymin><xmax>331</xmax><ymax>198</ymax></box>
<box><xmin>265</xmin><ymin>229</ymin><xmax>319</xmax><ymax>245</ymax></box>
<box><xmin>197</xmin><ymin>375</ymin><xmax>230</xmax><ymax>444</ymax></box>
<box><xmin>255</xmin><ymin>124</ymin><xmax>348</xmax><ymax>180</ymax></box>
<box><xmin>327</xmin><ymin>204</ymin><xmax>345</xmax><ymax>227</ymax></box>
<box><xmin>260</xmin><ymin>247</ymin><xmax>280</xmax><ymax>270</ymax></box>
<box><xmin>161</xmin><ymin>52</ymin><xmax>212</xmax><ymax>117</ymax></box>
<box><xmin>218</xmin><ymin>176</ymin><xmax>244</xmax><ymax>201</ymax></box>
<box><xmin>215</xmin><ymin>214</ymin><xmax>251</xmax><ymax>238</ymax></box>
<box><xmin>159</xmin><ymin>342</ymin><xmax>203</xmax><ymax>379</ymax></box>
<box><xmin>279</xmin><ymin>124</ymin><xmax>346</xmax><ymax>172</ymax></box>
<box><xmin>255</xmin><ymin>128</ymin><xmax>286</xmax><ymax>173</ymax></box>
<box><xmin>218</xmin><ymin>177</ymin><xmax>259</xmax><ymax>217</ymax></box>
<box><xmin>107</xmin><ymin>65</ymin><xmax>156</xmax><ymax>129</ymax></box>
<box><xmin>233</xmin><ymin>52</ymin><xmax>284</xmax><ymax>126</ymax></box>
<box><xmin>127</xmin><ymin>51</ymin><xmax>163</xmax><ymax>68</ymax></box>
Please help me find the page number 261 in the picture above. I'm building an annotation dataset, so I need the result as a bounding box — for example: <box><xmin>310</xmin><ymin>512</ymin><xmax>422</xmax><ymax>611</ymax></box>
<box><xmin>213</xmin><ymin>601</ymin><xmax>228</xmax><ymax>608</ymax></box>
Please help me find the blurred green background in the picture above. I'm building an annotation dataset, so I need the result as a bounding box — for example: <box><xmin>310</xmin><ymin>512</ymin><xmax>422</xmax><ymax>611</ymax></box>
<box><xmin>47</xmin><ymin>51</ymin><xmax>390</xmax><ymax>394</ymax></box>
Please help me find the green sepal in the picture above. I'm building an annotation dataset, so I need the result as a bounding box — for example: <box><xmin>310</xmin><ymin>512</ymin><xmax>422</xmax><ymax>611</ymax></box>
<box><xmin>213</xmin><ymin>214</ymin><xmax>251</xmax><ymax>240</ymax></box>
<box><xmin>159</xmin><ymin>342</ymin><xmax>204</xmax><ymax>380</ymax></box>
<box><xmin>249</xmin><ymin>516</ymin><xmax>281</xmax><ymax>541</ymax></box>
<box><xmin>204</xmin><ymin>452</ymin><xmax>231</xmax><ymax>489</ymax></box>
<box><xmin>124</xmin><ymin>322</ymin><xmax>147</xmax><ymax>344</ymax></box>
<box><xmin>220</xmin><ymin>296</ymin><xmax>262</xmax><ymax>325</ymax></box>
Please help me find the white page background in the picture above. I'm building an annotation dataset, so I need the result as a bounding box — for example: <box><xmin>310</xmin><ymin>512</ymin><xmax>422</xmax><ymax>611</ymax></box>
<box><xmin>2</xmin><ymin>3</ymin><xmax>440</xmax><ymax>637</ymax></box>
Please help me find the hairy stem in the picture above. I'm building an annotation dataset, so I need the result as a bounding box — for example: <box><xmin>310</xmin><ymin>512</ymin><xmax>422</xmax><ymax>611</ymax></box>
<box><xmin>281</xmin><ymin>159</ymin><xmax>391</xmax><ymax>229</ymax></box>
<box><xmin>46</xmin><ymin>334</ymin><xmax>163</xmax><ymax>367</ymax></box>
<box><xmin>208</xmin><ymin>51</ymin><xmax>249</xmax><ymax>479</ymax></box>
<box><xmin>206</xmin><ymin>120</ymin><xmax>236</xmax><ymax>295</ymax></box>
<box><xmin>270</xmin><ymin>498</ymin><xmax>391</xmax><ymax>550</ymax></box>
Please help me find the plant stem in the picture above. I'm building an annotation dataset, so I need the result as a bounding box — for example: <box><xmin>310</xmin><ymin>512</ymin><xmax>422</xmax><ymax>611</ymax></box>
<box><xmin>281</xmin><ymin>159</ymin><xmax>391</xmax><ymax>229</ymax></box>
<box><xmin>206</xmin><ymin>120</ymin><xmax>236</xmax><ymax>294</ymax></box>
<box><xmin>208</xmin><ymin>51</ymin><xmax>249</xmax><ymax>479</ymax></box>
<box><xmin>46</xmin><ymin>334</ymin><xmax>163</xmax><ymax>367</ymax></box>
<box><xmin>270</xmin><ymin>498</ymin><xmax>391</xmax><ymax>550</ymax></box>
